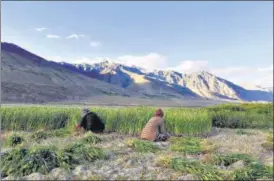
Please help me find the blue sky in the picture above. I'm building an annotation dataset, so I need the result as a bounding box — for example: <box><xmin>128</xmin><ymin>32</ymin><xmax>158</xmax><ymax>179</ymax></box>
<box><xmin>1</xmin><ymin>1</ymin><xmax>273</xmax><ymax>87</ymax></box>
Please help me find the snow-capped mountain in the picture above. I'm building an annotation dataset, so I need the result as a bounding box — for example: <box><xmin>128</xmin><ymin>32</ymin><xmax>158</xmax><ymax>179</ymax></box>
<box><xmin>1</xmin><ymin>42</ymin><xmax>273</xmax><ymax>103</ymax></box>
<box><xmin>240</xmin><ymin>83</ymin><xmax>273</xmax><ymax>92</ymax></box>
<box><xmin>67</xmin><ymin>61</ymin><xmax>273</xmax><ymax>102</ymax></box>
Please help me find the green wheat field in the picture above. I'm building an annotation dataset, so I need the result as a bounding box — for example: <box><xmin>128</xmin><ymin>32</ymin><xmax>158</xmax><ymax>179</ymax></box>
<box><xmin>1</xmin><ymin>103</ymin><xmax>273</xmax><ymax>180</ymax></box>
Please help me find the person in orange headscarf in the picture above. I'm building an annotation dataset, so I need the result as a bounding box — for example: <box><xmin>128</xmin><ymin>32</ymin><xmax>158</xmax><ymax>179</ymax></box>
<box><xmin>140</xmin><ymin>108</ymin><xmax>170</xmax><ymax>142</ymax></box>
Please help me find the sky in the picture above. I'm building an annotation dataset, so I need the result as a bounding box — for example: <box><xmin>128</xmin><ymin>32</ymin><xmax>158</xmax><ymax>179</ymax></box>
<box><xmin>1</xmin><ymin>1</ymin><xmax>273</xmax><ymax>87</ymax></box>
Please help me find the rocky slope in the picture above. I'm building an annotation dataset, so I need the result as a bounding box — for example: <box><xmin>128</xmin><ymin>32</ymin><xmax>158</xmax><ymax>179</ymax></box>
<box><xmin>60</xmin><ymin>61</ymin><xmax>199</xmax><ymax>99</ymax></box>
<box><xmin>69</xmin><ymin>62</ymin><xmax>273</xmax><ymax>102</ymax></box>
<box><xmin>1</xmin><ymin>43</ymin><xmax>142</xmax><ymax>103</ymax></box>
<box><xmin>1</xmin><ymin>42</ymin><xmax>272</xmax><ymax>103</ymax></box>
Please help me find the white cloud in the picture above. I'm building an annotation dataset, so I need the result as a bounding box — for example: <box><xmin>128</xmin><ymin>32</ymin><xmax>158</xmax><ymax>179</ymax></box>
<box><xmin>66</xmin><ymin>34</ymin><xmax>85</xmax><ymax>39</ymax></box>
<box><xmin>35</xmin><ymin>27</ymin><xmax>47</xmax><ymax>32</ymax></box>
<box><xmin>44</xmin><ymin>56</ymin><xmax>64</xmax><ymax>62</ymax></box>
<box><xmin>89</xmin><ymin>41</ymin><xmax>101</xmax><ymax>47</ymax></box>
<box><xmin>116</xmin><ymin>53</ymin><xmax>167</xmax><ymax>71</ymax></box>
<box><xmin>258</xmin><ymin>65</ymin><xmax>273</xmax><ymax>72</ymax></box>
<box><xmin>46</xmin><ymin>53</ymin><xmax>272</xmax><ymax>87</ymax></box>
<box><xmin>46</xmin><ymin>34</ymin><xmax>61</xmax><ymax>39</ymax></box>
<box><xmin>44</xmin><ymin>56</ymin><xmax>111</xmax><ymax>64</ymax></box>
<box><xmin>73</xmin><ymin>57</ymin><xmax>111</xmax><ymax>64</ymax></box>
<box><xmin>211</xmin><ymin>67</ymin><xmax>251</xmax><ymax>76</ymax></box>
<box><xmin>74</xmin><ymin>57</ymin><xmax>91</xmax><ymax>63</ymax></box>
<box><xmin>210</xmin><ymin>65</ymin><xmax>273</xmax><ymax>87</ymax></box>
<box><xmin>211</xmin><ymin>65</ymin><xmax>273</xmax><ymax>77</ymax></box>
<box><xmin>160</xmin><ymin>60</ymin><xmax>272</xmax><ymax>87</ymax></box>
<box><xmin>167</xmin><ymin>60</ymin><xmax>209</xmax><ymax>73</ymax></box>
<box><xmin>55</xmin><ymin>53</ymin><xmax>167</xmax><ymax>71</ymax></box>
<box><xmin>253</xmin><ymin>76</ymin><xmax>273</xmax><ymax>88</ymax></box>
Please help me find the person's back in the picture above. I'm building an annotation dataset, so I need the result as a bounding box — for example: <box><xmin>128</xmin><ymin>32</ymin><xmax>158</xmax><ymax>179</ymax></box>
<box><xmin>85</xmin><ymin>113</ymin><xmax>95</xmax><ymax>130</ymax></box>
<box><xmin>77</xmin><ymin>108</ymin><xmax>105</xmax><ymax>133</ymax></box>
<box><xmin>140</xmin><ymin>116</ymin><xmax>164</xmax><ymax>141</ymax></box>
<box><xmin>87</xmin><ymin>113</ymin><xmax>105</xmax><ymax>133</ymax></box>
<box><xmin>140</xmin><ymin>108</ymin><xmax>169</xmax><ymax>142</ymax></box>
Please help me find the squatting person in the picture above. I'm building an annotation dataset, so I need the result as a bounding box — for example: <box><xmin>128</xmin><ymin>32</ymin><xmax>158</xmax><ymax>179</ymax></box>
<box><xmin>140</xmin><ymin>108</ymin><xmax>170</xmax><ymax>142</ymax></box>
<box><xmin>76</xmin><ymin>108</ymin><xmax>105</xmax><ymax>133</ymax></box>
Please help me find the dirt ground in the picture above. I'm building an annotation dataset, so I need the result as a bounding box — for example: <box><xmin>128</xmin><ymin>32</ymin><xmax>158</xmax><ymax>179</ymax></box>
<box><xmin>1</xmin><ymin>128</ymin><xmax>273</xmax><ymax>180</ymax></box>
<box><xmin>2</xmin><ymin>95</ymin><xmax>230</xmax><ymax>108</ymax></box>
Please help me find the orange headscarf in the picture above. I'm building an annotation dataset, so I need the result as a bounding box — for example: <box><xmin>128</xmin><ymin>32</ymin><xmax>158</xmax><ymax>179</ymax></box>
<box><xmin>154</xmin><ymin>108</ymin><xmax>164</xmax><ymax>117</ymax></box>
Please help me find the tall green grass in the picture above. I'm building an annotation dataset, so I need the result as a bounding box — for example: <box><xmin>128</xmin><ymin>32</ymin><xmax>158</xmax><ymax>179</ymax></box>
<box><xmin>1</xmin><ymin>106</ymin><xmax>212</xmax><ymax>136</ymax></box>
<box><xmin>1</xmin><ymin>107</ymin><xmax>78</xmax><ymax>131</ymax></box>
<box><xmin>1</xmin><ymin>103</ymin><xmax>272</xmax><ymax>135</ymax></box>
<box><xmin>209</xmin><ymin>103</ymin><xmax>273</xmax><ymax>129</ymax></box>
<box><xmin>165</xmin><ymin>108</ymin><xmax>211</xmax><ymax>136</ymax></box>
<box><xmin>210</xmin><ymin>110</ymin><xmax>273</xmax><ymax>129</ymax></box>
<box><xmin>208</xmin><ymin>103</ymin><xmax>273</xmax><ymax>114</ymax></box>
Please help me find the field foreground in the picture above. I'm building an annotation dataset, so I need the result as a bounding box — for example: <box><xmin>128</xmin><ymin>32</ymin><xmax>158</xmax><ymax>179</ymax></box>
<box><xmin>1</xmin><ymin>103</ymin><xmax>273</xmax><ymax>180</ymax></box>
<box><xmin>1</xmin><ymin>128</ymin><xmax>273</xmax><ymax>180</ymax></box>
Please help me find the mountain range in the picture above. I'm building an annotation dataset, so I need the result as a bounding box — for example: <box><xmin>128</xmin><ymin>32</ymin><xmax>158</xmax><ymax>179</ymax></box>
<box><xmin>1</xmin><ymin>42</ymin><xmax>273</xmax><ymax>104</ymax></box>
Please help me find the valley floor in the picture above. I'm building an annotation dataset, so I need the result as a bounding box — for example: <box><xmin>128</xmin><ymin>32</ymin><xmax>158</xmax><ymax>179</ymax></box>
<box><xmin>2</xmin><ymin>96</ymin><xmax>231</xmax><ymax>107</ymax></box>
<box><xmin>1</xmin><ymin>128</ymin><xmax>273</xmax><ymax>180</ymax></box>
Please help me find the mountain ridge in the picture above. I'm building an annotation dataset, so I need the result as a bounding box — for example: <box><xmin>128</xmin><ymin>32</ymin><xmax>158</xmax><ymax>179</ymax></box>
<box><xmin>1</xmin><ymin>42</ymin><xmax>273</xmax><ymax>103</ymax></box>
<box><xmin>1</xmin><ymin>42</ymin><xmax>147</xmax><ymax>103</ymax></box>
<box><xmin>67</xmin><ymin>60</ymin><xmax>273</xmax><ymax>102</ymax></box>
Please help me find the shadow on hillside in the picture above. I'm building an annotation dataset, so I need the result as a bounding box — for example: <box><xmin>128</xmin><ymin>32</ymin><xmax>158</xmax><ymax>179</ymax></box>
<box><xmin>240</xmin><ymin>90</ymin><xmax>273</xmax><ymax>102</ymax></box>
<box><xmin>143</xmin><ymin>77</ymin><xmax>200</xmax><ymax>99</ymax></box>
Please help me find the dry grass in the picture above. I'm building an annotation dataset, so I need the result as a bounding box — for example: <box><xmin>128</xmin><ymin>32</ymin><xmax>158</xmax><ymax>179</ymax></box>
<box><xmin>1</xmin><ymin>128</ymin><xmax>273</xmax><ymax>180</ymax></box>
<box><xmin>208</xmin><ymin>128</ymin><xmax>274</xmax><ymax>167</ymax></box>
<box><xmin>208</xmin><ymin>129</ymin><xmax>267</xmax><ymax>157</ymax></box>
<box><xmin>261</xmin><ymin>133</ymin><xmax>273</xmax><ymax>151</ymax></box>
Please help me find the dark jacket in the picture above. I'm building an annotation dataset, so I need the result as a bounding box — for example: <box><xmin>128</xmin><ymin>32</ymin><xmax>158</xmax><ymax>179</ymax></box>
<box><xmin>79</xmin><ymin>111</ymin><xmax>105</xmax><ymax>133</ymax></box>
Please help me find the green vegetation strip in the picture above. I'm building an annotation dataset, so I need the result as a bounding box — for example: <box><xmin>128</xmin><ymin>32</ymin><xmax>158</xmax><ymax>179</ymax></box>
<box><xmin>127</xmin><ymin>138</ymin><xmax>159</xmax><ymax>153</ymax></box>
<box><xmin>208</xmin><ymin>103</ymin><xmax>273</xmax><ymax>129</ymax></box>
<box><xmin>4</xmin><ymin>134</ymin><xmax>25</xmax><ymax>147</ymax></box>
<box><xmin>232</xmin><ymin>162</ymin><xmax>273</xmax><ymax>181</ymax></box>
<box><xmin>57</xmin><ymin>142</ymin><xmax>105</xmax><ymax>169</ymax></box>
<box><xmin>1</xmin><ymin>106</ymin><xmax>212</xmax><ymax>136</ymax></box>
<box><xmin>1</xmin><ymin>103</ymin><xmax>273</xmax><ymax>135</ymax></box>
<box><xmin>169</xmin><ymin>137</ymin><xmax>216</xmax><ymax>155</ymax></box>
<box><xmin>203</xmin><ymin>153</ymin><xmax>273</xmax><ymax>181</ymax></box>
<box><xmin>1</xmin><ymin>142</ymin><xmax>105</xmax><ymax>178</ymax></box>
<box><xmin>30</xmin><ymin>129</ymin><xmax>72</xmax><ymax>143</ymax></box>
<box><xmin>3</xmin><ymin>130</ymin><xmax>101</xmax><ymax>148</ymax></box>
<box><xmin>261</xmin><ymin>133</ymin><xmax>273</xmax><ymax>151</ymax></box>
<box><xmin>80</xmin><ymin>132</ymin><xmax>102</xmax><ymax>144</ymax></box>
<box><xmin>211</xmin><ymin>153</ymin><xmax>255</xmax><ymax>166</ymax></box>
<box><xmin>157</xmin><ymin>153</ymin><xmax>273</xmax><ymax>181</ymax></box>
<box><xmin>157</xmin><ymin>156</ymin><xmax>224</xmax><ymax>180</ymax></box>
